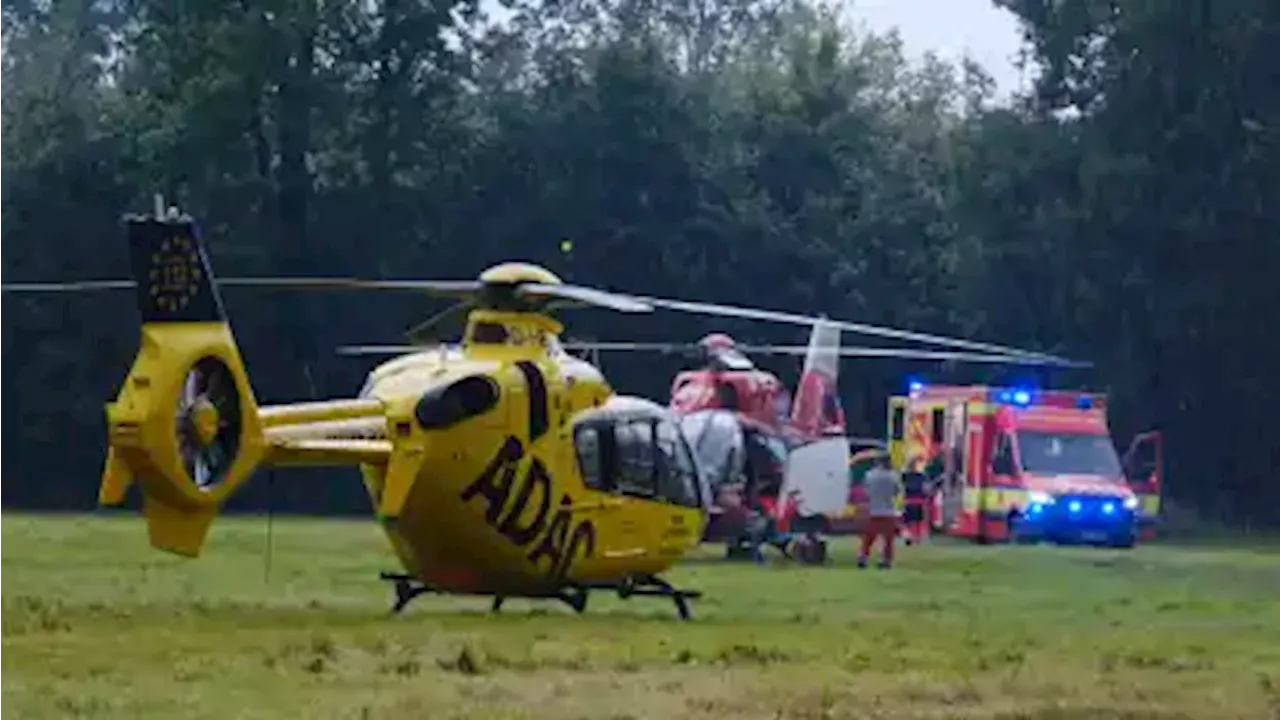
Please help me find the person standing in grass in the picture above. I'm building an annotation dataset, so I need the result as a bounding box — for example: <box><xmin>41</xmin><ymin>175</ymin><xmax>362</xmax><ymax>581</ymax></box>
<box><xmin>858</xmin><ymin>454</ymin><xmax>902</xmax><ymax>569</ymax></box>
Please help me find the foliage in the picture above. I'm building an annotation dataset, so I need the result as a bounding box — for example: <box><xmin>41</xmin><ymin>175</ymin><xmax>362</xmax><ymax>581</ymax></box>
<box><xmin>2</xmin><ymin>0</ymin><xmax>1277</xmax><ymax>526</ymax></box>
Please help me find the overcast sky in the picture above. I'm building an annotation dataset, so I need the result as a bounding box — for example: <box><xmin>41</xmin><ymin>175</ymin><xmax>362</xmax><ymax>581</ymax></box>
<box><xmin>469</xmin><ymin>0</ymin><xmax>1030</xmax><ymax>97</ymax></box>
<box><xmin>849</xmin><ymin>0</ymin><xmax>1030</xmax><ymax>99</ymax></box>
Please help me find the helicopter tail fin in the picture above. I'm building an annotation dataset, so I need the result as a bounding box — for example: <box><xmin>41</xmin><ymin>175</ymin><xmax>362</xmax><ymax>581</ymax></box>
<box><xmin>789</xmin><ymin>319</ymin><xmax>847</xmax><ymax>437</ymax></box>
<box><xmin>99</xmin><ymin>212</ymin><xmax>269</xmax><ymax>557</ymax></box>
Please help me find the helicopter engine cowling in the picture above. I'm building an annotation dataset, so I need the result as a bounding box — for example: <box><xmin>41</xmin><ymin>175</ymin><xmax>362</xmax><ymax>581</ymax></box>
<box><xmin>414</xmin><ymin>375</ymin><xmax>502</xmax><ymax>430</ymax></box>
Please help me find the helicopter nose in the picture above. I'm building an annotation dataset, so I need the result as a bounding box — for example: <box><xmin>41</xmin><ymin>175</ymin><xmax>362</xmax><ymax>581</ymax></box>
<box><xmin>414</xmin><ymin>375</ymin><xmax>501</xmax><ymax>430</ymax></box>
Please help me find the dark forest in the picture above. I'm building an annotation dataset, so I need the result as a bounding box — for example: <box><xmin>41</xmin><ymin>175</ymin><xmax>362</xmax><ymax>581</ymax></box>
<box><xmin>3</xmin><ymin>0</ymin><xmax>1278</xmax><ymax>528</ymax></box>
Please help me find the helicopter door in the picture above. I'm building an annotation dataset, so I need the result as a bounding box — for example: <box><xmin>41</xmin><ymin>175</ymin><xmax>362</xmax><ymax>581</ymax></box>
<box><xmin>1122</xmin><ymin>431</ymin><xmax>1163</xmax><ymax>525</ymax></box>
<box><xmin>939</xmin><ymin>420</ymin><xmax>977</xmax><ymax>531</ymax></box>
<box><xmin>610</xmin><ymin>419</ymin><xmax>662</xmax><ymax>559</ymax></box>
<box><xmin>779</xmin><ymin>437</ymin><xmax>851</xmax><ymax>518</ymax></box>
<box><xmin>572</xmin><ymin>422</ymin><xmax>636</xmax><ymax>567</ymax></box>
<box><xmin>653</xmin><ymin>418</ymin><xmax>704</xmax><ymax>551</ymax></box>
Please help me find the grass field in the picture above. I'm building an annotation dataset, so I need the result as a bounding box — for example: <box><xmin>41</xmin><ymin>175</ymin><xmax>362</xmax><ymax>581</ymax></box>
<box><xmin>4</xmin><ymin>514</ymin><xmax>1279</xmax><ymax>719</ymax></box>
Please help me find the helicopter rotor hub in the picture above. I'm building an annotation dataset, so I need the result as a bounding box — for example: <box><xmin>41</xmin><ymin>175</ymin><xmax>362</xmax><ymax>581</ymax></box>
<box><xmin>187</xmin><ymin>396</ymin><xmax>221</xmax><ymax>447</ymax></box>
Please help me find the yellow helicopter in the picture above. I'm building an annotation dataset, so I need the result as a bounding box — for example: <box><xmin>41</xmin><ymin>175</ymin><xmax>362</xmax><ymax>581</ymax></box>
<box><xmin>2</xmin><ymin>203</ymin><xmax>1082</xmax><ymax>619</ymax></box>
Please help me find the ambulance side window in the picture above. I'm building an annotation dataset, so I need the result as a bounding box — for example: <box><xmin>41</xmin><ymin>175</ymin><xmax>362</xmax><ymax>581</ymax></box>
<box><xmin>931</xmin><ymin>408</ymin><xmax>945</xmax><ymax>444</ymax></box>
<box><xmin>992</xmin><ymin>434</ymin><xmax>1017</xmax><ymax>476</ymax></box>
<box><xmin>890</xmin><ymin>406</ymin><xmax>905</xmax><ymax>441</ymax></box>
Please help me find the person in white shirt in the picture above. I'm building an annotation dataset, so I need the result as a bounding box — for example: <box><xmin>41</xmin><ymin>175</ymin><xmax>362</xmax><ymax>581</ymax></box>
<box><xmin>858</xmin><ymin>454</ymin><xmax>902</xmax><ymax>569</ymax></box>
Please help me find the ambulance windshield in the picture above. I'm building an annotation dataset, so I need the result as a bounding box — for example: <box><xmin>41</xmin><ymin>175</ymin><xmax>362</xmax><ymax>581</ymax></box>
<box><xmin>1016</xmin><ymin>431</ymin><xmax>1123</xmax><ymax>478</ymax></box>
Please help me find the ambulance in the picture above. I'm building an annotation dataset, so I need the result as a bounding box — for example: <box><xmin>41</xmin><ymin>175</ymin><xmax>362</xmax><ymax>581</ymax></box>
<box><xmin>887</xmin><ymin>382</ymin><xmax>1163</xmax><ymax>547</ymax></box>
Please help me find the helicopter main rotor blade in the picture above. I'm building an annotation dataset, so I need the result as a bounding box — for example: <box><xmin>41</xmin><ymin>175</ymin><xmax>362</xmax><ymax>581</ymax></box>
<box><xmin>335</xmin><ymin>344</ymin><xmax>444</xmax><ymax>356</ymax></box>
<box><xmin>218</xmin><ymin>277</ymin><xmax>482</xmax><ymax>295</ymax></box>
<box><xmin>741</xmin><ymin>345</ymin><xmax>1091</xmax><ymax>367</ymax></box>
<box><xmin>517</xmin><ymin>283</ymin><xmax>652</xmax><ymax>313</ymax></box>
<box><xmin>1</xmin><ymin>280</ymin><xmax>137</xmax><ymax>292</ymax></box>
<box><xmin>560</xmin><ymin>340</ymin><xmax>1089</xmax><ymax>367</ymax></box>
<box><xmin>617</xmin><ymin>294</ymin><xmax>1077</xmax><ymax>365</ymax></box>
<box><xmin>559</xmin><ymin>341</ymin><xmax>687</xmax><ymax>353</ymax></box>
<box><xmin>1</xmin><ymin>277</ymin><xmax>483</xmax><ymax>295</ymax></box>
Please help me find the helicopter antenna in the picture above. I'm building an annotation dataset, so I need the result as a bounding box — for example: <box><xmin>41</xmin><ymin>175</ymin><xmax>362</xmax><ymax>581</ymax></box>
<box><xmin>264</xmin><ymin>469</ymin><xmax>276</xmax><ymax>583</ymax></box>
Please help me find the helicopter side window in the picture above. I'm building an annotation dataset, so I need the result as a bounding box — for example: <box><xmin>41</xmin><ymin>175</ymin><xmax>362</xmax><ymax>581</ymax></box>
<box><xmin>574</xmin><ymin>425</ymin><xmax>608</xmax><ymax>491</ymax></box>
<box><xmin>654</xmin><ymin>419</ymin><xmax>701</xmax><ymax>508</ymax></box>
<box><xmin>614</xmin><ymin>420</ymin><xmax>657</xmax><ymax>498</ymax></box>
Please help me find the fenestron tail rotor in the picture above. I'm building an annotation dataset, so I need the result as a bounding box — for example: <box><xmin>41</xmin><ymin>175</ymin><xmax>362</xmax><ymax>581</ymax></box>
<box><xmin>175</xmin><ymin>357</ymin><xmax>244</xmax><ymax>492</ymax></box>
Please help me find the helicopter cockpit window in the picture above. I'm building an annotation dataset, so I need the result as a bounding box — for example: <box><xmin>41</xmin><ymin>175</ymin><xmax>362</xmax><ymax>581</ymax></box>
<box><xmin>655</xmin><ymin>418</ymin><xmax>701</xmax><ymax>508</ymax></box>
<box><xmin>716</xmin><ymin>348</ymin><xmax>755</xmax><ymax>371</ymax></box>
<box><xmin>470</xmin><ymin>321</ymin><xmax>509</xmax><ymax>344</ymax></box>
<box><xmin>615</xmin><ymin>420</ymin><xmax>657</xmax><ymax>498</ymax></box>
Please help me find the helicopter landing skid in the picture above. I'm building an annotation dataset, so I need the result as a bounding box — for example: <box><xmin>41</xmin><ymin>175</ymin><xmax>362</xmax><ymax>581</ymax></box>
<box><xmin>592</xmin><ymin>573</ymin><xmax>703</xmax><ymax>621</ymax></box>
<box><xmin>377</xmin><ymin>572</ymin><xmax>701</xmax><ymax>620</ymax></box>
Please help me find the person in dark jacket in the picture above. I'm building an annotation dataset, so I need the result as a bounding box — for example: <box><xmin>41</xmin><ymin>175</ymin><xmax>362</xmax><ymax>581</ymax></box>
<box><xmin>901</xmin><ymin>465</ymin><xmax>929</xmax><ymax>544</ymax></box>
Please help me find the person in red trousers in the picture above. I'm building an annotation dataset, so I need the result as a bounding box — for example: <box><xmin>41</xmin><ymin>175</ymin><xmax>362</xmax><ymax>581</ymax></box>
<box><xmin>858</xmin><ymin>454</ymin><xmax>902</xmax><ymax>569</ymax></box>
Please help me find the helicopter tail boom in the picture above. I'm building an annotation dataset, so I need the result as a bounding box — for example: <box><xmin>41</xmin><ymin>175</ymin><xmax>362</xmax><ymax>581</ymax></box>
<box><xmin>789</xmin><ymin>319</ymin><xmax>846</xmax><ymax>436</ymax></box>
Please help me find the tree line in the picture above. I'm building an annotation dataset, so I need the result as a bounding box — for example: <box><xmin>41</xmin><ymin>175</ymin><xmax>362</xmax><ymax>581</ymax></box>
<box><xmin>3</xmin><ymin>0</ymin><xmax>1277</xmax><ymax>527</ymax></box>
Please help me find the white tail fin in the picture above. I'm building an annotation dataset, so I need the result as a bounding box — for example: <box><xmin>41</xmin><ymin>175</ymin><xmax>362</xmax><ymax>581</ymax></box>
<box><xmin>788</xmin><ymin>319</ymin><xmax>846</xmax><ymax>436</ymax></box>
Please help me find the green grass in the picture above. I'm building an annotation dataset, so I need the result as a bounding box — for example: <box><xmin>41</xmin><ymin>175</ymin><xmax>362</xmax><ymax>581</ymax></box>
<box><xmin>4</xmin><ymin>513</ymin><xmax>1279</xmax><ymax>719</ymax></box>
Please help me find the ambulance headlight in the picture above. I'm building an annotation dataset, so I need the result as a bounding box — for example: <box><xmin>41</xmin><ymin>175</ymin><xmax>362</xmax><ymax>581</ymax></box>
<box><xmin>1028</xmin><ymin>491</ymin><xmax>1054</xmax><ymax>507</ymax></box>
<box><xmin>1123</xmin><ymin>496</ymin><xmax>1139</xmax><ymax>510</ymax></box>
